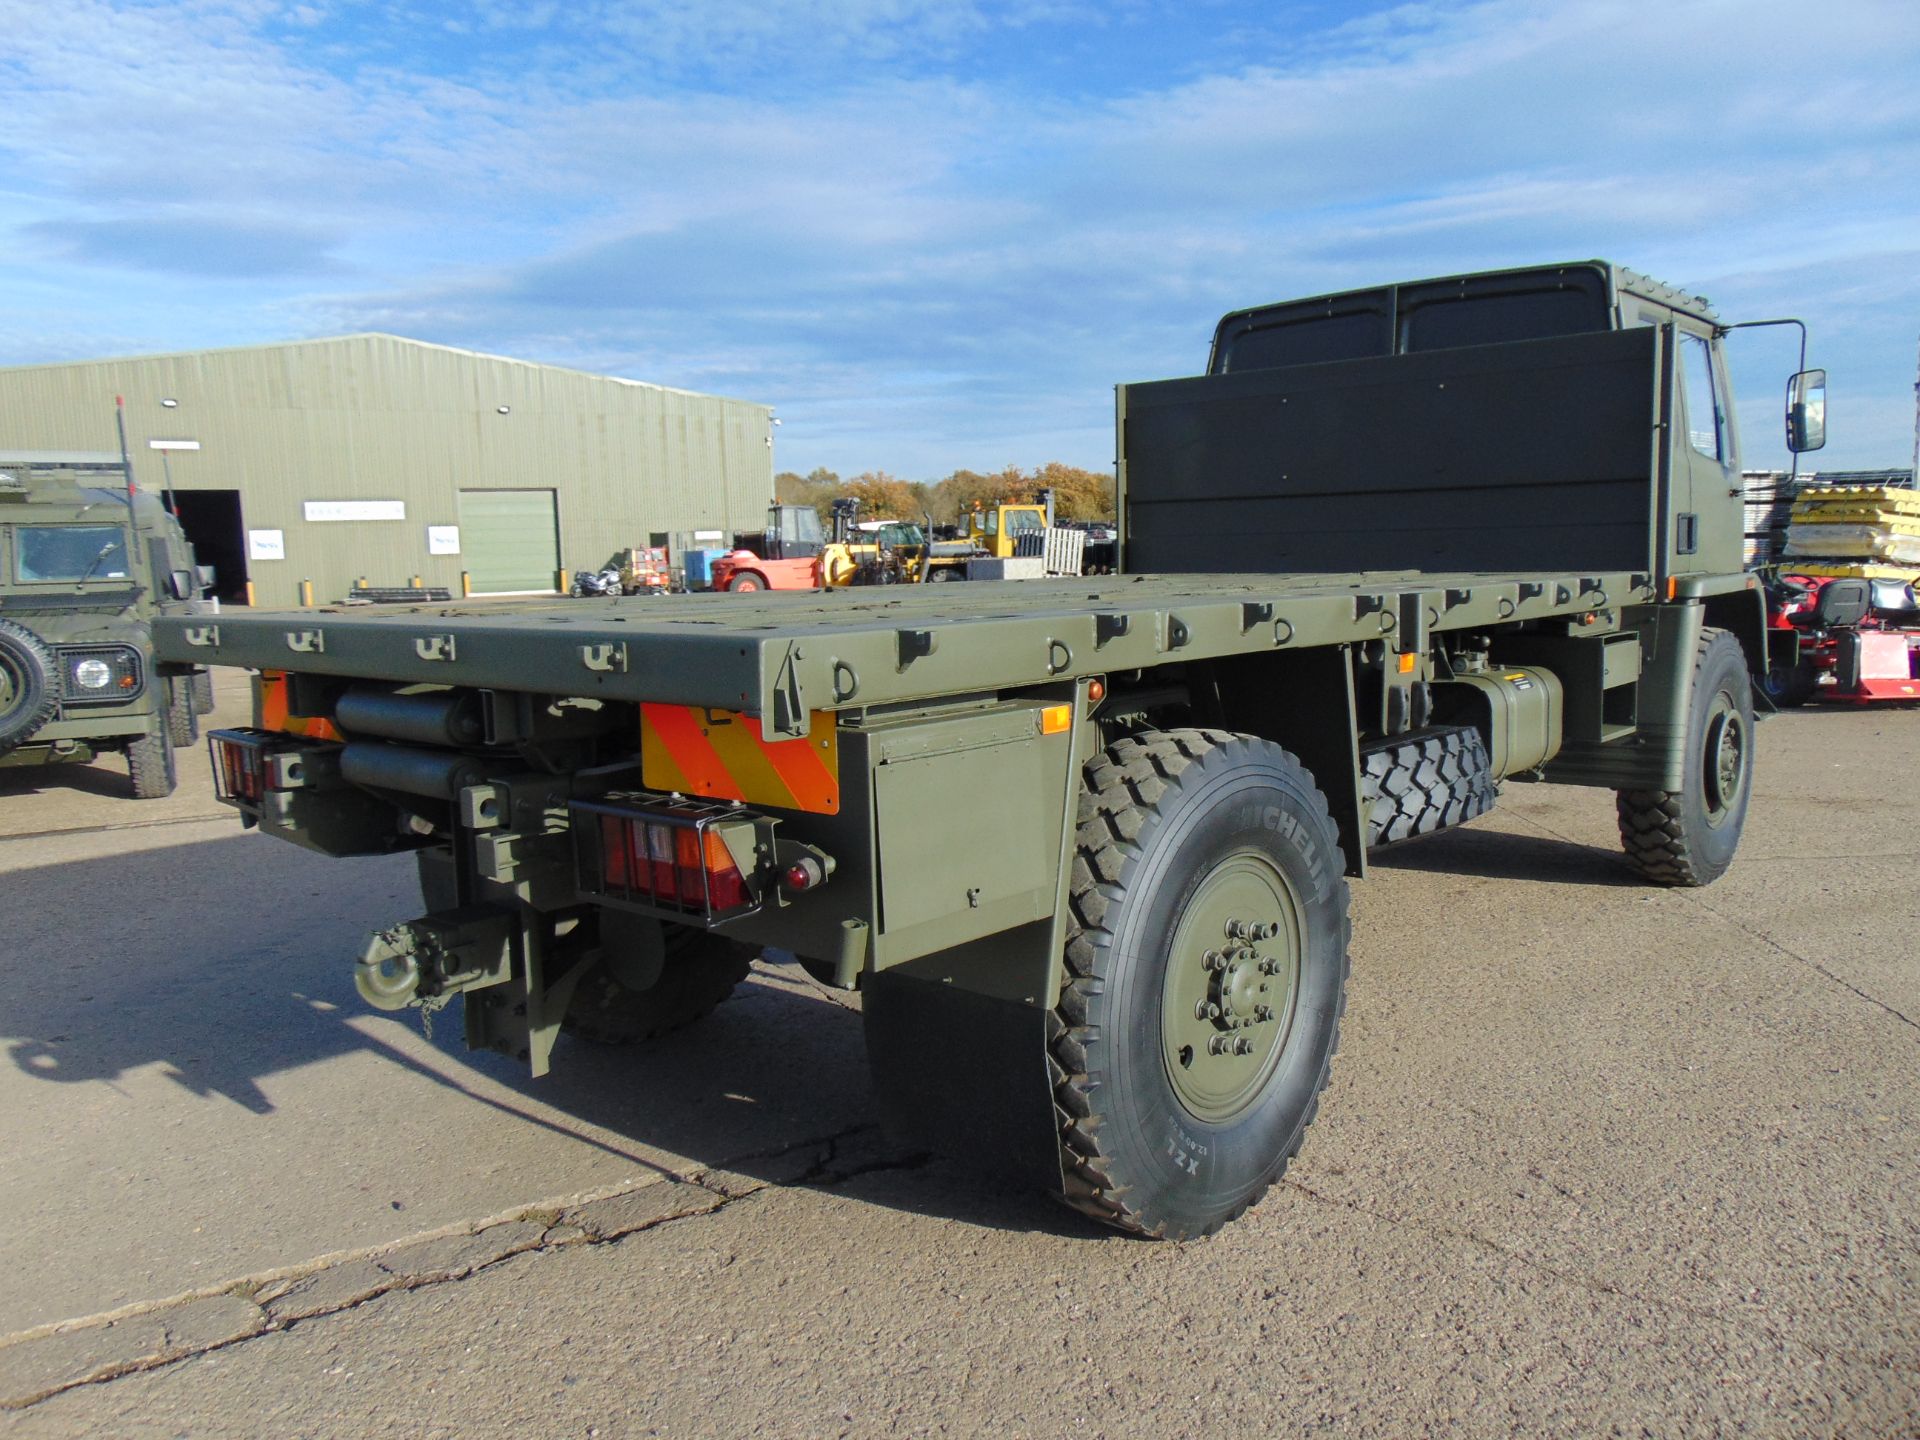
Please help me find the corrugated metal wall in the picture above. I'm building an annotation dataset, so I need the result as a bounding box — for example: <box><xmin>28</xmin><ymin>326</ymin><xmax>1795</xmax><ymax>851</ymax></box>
<box><xmin>0</xmin><ymin>335</ymin><xmax>774</xmax><ymax>608</ymax></box>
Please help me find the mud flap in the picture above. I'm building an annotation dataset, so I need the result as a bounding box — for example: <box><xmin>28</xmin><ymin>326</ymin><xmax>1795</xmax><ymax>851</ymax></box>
<box><xmin>862</xmin><ymin>968</ymin><xmax>1064</xmax><ymax>1195</ymax></box>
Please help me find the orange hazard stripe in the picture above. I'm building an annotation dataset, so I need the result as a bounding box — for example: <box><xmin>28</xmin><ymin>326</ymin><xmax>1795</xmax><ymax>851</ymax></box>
<box><xmin>640</xmin><ymin>704</ymin><xmax>839</xmax><ymax>815</ymax></box>
<box><xmin>258</xmin><ymin>670</ymin><xmax>341</xmax><ymax>742</ymax></box>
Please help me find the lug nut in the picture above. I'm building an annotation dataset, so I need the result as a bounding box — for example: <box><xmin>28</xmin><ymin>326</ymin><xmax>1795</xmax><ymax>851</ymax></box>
<box><xmin>1234</xmin><ymin>1037</ymin><xmax>1254</xmax><ymax>1055</ymax></box>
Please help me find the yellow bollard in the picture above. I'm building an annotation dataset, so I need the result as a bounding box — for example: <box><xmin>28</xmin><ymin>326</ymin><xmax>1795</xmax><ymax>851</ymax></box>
<box><xmin>556</xmin><ymin>567</ymin><xmax>567</xmax><ymax>593</ymax></box>
<box><xmin>244</xmin><ymin>580</ymin><xmax>256</xmax><ymax>607</ymax></box>
<box><xmin>299</xmin><ymin>579</ymin><xmax>315</xmax><ymax>607</ymax></box>
<box><xmin>410</xmin><ymin>574</ymin><xmax>423</xmax><ymax>589</ymax></box>
<box><xmin>461</xmin><ymin>571</ymin><xmax>473</xmax><ymax>598</ymax></box>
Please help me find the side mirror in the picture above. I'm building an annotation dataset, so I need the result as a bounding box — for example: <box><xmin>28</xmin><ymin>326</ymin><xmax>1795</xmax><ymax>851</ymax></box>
<box><xmin>195</xmin><ymin>565</ymin><xmax>216</xmax><ymax>589</ymax></box>
<box><xmin>1787</xmin><ymin>369</ymin><xmax>1827</xmax><ymax>452</ymax></box>
<box><xmin>167</xmin><ymin>569</ymin><xmax>196</xmax><ymax>601</ymax></box>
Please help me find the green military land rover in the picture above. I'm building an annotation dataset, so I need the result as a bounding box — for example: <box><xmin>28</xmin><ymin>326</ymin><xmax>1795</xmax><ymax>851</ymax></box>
<box><xmin>0</xmin><ymin>451</ymin><xmax>213</xmax><ymax>798</ymax></box>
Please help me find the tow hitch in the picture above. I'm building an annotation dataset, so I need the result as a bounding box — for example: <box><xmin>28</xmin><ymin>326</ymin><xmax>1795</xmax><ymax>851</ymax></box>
<box><xmin>354</xmin><ymin>906</ymin><xmax>515</xmax><ymax>1014</ymax></box>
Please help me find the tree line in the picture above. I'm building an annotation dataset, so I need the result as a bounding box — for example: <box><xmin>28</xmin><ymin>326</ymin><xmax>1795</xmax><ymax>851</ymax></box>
<box><xmin>774</xmin><ymin>463</ymin><xmax>1115</xmax><ymax>526</ymax></box>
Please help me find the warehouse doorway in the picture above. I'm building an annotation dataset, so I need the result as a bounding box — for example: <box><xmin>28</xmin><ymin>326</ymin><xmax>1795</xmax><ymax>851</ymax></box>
<box><xmin>171</xmin><ymin>490</ymin><xmax>249</xmax><ymax>603</ymax></box>
<box><xmin>458</xmin><ymin>488</ymin><xmax>560</xmax><ymax>594</ymax></box>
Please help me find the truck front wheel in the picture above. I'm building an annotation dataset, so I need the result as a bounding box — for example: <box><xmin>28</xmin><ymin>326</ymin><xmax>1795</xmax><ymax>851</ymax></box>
<box><xmin>1052</xmin><ymin>729</ymin><xmax>1350</xmax><ymax>1239</ymax></box>
<box><xmin>1617</xmin><ymin>627</ymin><xmax>1754</xmax><ymax>886</ymax></box>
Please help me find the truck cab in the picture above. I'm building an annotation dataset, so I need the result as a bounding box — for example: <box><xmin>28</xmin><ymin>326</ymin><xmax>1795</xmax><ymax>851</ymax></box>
<box><xmin>964</xmin><ymin>501</ymin><xmax>1049</xmax><ymax>559</ymax></box>
<box><xmin>1198</xmin><ymin>260</ymin><xmax>1821</xmax><ymax>584</ymax></box>
<box><xmin>0</xmin><ymin>451</ymin><xmax>213</xmax><ymax>797</ymax></box>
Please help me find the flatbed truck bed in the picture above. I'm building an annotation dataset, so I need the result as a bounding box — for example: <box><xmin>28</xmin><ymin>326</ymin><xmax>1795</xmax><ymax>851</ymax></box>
<box><xmin>170</xmin><ymin>567</ymin><xmax>1677</xmax><ymax>732</ymax></box>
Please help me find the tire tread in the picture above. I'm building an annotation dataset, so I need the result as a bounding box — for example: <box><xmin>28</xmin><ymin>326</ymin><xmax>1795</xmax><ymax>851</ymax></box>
<box><xmin>1616</xmin><ymin>627</ymin><xmax>1748</xmax><ymax>887</ymax></box>
<box><xmin>1050</xmin><ymin>728</ymin><xmax>1351</xmax><ymax>1239</ymax></box>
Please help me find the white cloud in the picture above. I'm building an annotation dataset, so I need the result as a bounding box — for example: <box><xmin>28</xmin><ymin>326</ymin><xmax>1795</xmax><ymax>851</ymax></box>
<box><xmin>0</xmin><ymin>0</ymin><xmax>1916</xmax><ymax>475</ymax></box>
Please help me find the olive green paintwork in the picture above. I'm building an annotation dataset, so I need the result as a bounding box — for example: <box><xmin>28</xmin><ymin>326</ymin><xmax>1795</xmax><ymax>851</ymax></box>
<box><xmin>154</xmin><ymin>566</ymin><xmax>1663</xmax><ymax>741</ymax></box>
<box><xmin>0</xmin><ymin>451</ymin><xmax>209</xmax><ymax>769</ymax></box>
<box><xmin>151</xmin><ymin>260</ymin><xmax>1800</xmax><ymax>1097</ymax></box>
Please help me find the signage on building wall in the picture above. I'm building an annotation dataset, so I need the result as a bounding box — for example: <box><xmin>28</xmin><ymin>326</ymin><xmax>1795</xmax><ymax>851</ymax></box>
<box><xmin>693</xmin><ymin>530</ymin><xmax>724</xmax><ymax>542</ymax></box>
<box><xmin>248</xmin><ymin>530</ymin><xmax>286</xmax><ymax>561</ymax></box>
<box><xmin>427</xmin><ymin>525</ymin><xmax>461</xmax><ymax>555</ymax></box>
<box><xmin>303</xmin><ymin>499</ymin><xmax>407</xmax><ymax>522</ymax></box>
<box><xmin>147</xmin><ymin>439</ymin><xmax>201</xmax><ymax>452</ymax></box>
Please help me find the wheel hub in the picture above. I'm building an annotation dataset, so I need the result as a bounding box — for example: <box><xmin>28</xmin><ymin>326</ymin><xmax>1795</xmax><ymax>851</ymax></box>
<box><xmin>1703</xmin><ymin>695</ymin><xmax>1747</xmax><ymax>825</ymax></box>
<box><xmin>1161</xmin><ymin>857</ymin><xmax>1303</xmax><ymax>1123</ymax></box>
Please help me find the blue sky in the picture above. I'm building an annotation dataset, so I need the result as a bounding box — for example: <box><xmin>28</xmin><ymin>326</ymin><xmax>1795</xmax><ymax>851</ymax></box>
<box><xmin>2</xmin><ymin>0</ymin><xmax>1917</xmax><ymax>479</ymax></box>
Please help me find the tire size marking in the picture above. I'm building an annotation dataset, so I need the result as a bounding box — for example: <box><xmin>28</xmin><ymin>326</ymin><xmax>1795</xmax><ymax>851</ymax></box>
<box><xmin>1166</xmin><ymin>1129</ymin><xmax>1209</xmax><ymax>1178</ymax></box>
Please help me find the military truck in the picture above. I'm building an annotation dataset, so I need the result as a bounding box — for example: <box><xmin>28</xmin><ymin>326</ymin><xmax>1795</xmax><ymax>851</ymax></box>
<box><xmin>156</xmin><ymin>262</ymin><xmax>1825</xmax><ymax>1238</ymax></box>
<box><xmin>1</xmin><ymin>451</ymin><xmax>214</xmax><ymax>798</ymax></box>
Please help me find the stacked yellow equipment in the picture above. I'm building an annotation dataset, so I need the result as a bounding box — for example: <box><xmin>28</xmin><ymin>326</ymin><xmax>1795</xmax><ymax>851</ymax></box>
<box><xmin>1781</xmin><ymin>484</ymin><xmax>1920</xmax><ymax>581</ymax></box>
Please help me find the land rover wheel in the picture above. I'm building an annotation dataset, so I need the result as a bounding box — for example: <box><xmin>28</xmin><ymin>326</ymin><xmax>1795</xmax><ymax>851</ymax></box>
<box><xmin>1617</xmin><ymin>627</ymin><xmax>1754</xmax><ymax>886</ymax></box>
<box><xmin>126</xmin><ymin>728</ymin><xmax>177</xmax><ymax>800</ymax></box>
<box><xmin>563</xmin><ymin>912</ymin><xmax>756</xmax><ymax>1044</ymax></box>
<box><xmin>1051</xmin><ymin>728</ymin><xmax>1350</xmax><ymax>1239</ymax></box>
<box><xmin>166</xmin><ymin>676</ymin><xmax>199</xmax><ymax>746</ymax></box>
<box><xmin>0</xmin><ymin>618</ymin><xmax>58</xmax><ymax>755</ymax></box>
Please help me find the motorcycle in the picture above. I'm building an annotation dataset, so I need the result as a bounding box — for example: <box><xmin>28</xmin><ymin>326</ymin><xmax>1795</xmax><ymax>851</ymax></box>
<box><xmin>569</xmin><ymin>566</ymin><xmax>624</xmax><ymax>598</ymax></box>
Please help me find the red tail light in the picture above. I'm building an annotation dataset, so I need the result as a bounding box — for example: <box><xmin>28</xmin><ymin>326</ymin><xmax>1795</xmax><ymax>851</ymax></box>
<box><xmin>207</xmin><ymin>729</ymin><xmax>274</xmax><ymax>806</ymax></box>
<box><xmin>578</xmin><ymin>795</ymin><xmax>766</xmax><ymax>924</ymax></box>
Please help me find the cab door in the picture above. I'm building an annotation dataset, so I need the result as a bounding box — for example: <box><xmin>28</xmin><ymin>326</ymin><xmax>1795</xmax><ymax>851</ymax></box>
<box><xmin>1672</xmin><ymin>325</ymin><xmax>1741</xmax><ymax>573</ymax></box>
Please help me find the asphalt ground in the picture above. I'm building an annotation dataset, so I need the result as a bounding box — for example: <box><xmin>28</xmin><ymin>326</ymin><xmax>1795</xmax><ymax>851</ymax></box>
<box><xmin>0</xmin><ymin>675</ymin><xmax>1914</xmax><ymax>1437</ymax></box>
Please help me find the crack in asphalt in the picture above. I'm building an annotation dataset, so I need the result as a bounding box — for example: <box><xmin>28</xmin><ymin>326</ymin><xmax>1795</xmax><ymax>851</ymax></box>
<box><xmin>0</xmin><ymin>812</ymin><xmax>233</xmax><ymax>844</ymax></box>
<box><xmin>0</xmin><ymin>1125</ymin><xmax>930</xmax><ymax>1412</ymax></box>
<box><xmin>1502</xmin><ymin>809</ymin><xmax>1918</xmax><ymax>1036</ymax></box>
<box><xmin>1279</xmin><ymin>1175</ymin><xmax>1877</xmax><ymax>1370</ymax></box>
<box><xmin>1680</xmin><ymin>891</ymin><xmax>1920</xmax><ymax>1036</ymax></box>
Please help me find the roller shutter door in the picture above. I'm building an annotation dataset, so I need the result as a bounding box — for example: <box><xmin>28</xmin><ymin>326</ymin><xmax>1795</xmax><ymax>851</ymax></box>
<box><xmin>458</xmin><ymin>488</ymin><xmax>559</xmax><ymax>594</ymax></box>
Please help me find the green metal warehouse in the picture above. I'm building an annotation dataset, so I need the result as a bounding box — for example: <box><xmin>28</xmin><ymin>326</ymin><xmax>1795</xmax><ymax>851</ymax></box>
<box><xmin>0</xmin><ymin>335</ymin><xmax>773</xmax><ymax>608</ymax></box>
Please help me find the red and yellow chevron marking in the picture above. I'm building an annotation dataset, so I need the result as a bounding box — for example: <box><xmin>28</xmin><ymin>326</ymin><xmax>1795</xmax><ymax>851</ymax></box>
<box><xmin>257</xmin><ymin>670</ymin><xmax>341</xmax><ymax>742</ymax></box>
<box><xmin>640</xmin><ymin>704</ymin><xmax>839</xmax><ymax>815</ymax></box>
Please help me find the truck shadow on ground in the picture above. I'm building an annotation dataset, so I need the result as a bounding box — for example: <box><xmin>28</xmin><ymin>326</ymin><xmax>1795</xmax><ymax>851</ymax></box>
<box><xmin>0</xmin><ymin>759</ymin><xmax>141</xmax><ymax>802</ymax></box>
<box><xmin>1368</xmin><ymin>822</ymin><xmax>1637</xmax><ymax>887</ymax></box>
<box><xmin>0</xmin><ymin>831</ymin><xmax>1092</xmax><ymax>1240</ymax></box>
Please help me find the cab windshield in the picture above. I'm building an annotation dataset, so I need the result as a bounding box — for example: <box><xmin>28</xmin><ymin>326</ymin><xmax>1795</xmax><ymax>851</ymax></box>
<box><xmin>15</xmin><ymin>524</ymin><xmax>131</xmax><ymax>582</ymax></box>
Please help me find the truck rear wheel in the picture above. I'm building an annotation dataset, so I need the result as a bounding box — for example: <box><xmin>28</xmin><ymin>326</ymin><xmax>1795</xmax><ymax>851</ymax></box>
<box><xmin>1617</xmin><ymin>627</ymin><xmax>1753</xmax><ymax>886</ymax></box>
<box><xmin>1052</xmin><ymin>728</ymin><xmax>1350</xmax><ymax>1239</ymax></box>
<box><xmin>0</xmin><ymin>619</ymin><xmax>58</xmax><ymax>755</ymax></box>
<box><xmin>126</xmin><ymin>728</ymin><xmax>177</xmax><ymax>800</ymax></box>
<box><xmin>563</xmin><ymin>918</ymin><xmax>756</xmax><ymax>1044</ymax></box>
